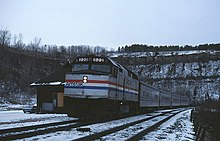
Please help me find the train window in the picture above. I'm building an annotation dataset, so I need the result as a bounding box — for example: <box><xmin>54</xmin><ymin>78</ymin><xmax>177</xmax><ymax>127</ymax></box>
<box><xmin>72</xmin><ymin>64</ymin><xmax>89</xmax><ymax>71</ymax></box>
<box><xmin>91</xmin><ymin>64</ymin><xmax>111</xmax><ymax>73</ymax></box>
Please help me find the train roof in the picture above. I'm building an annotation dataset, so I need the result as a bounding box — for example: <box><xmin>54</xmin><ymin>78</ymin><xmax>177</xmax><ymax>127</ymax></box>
<box><xmin>108</xmin><ymin>58</ymin><xmax>128</xmax><ymax>72</ymax></box>
<box><xmin>140</xmin><ymin>81</ymin><xmax>180</xmax><ymax>96</ymax></box>
<box><xmin>139</xmin><ymin>81</ymin><xmax>159</xmax><ymax>90</ymax></box>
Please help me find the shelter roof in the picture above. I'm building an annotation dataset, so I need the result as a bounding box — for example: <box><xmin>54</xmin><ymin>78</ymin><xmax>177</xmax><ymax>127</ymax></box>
<box><xmin>30</xmin><ymin>62</ymin><xmax>72</xmax><ymax>87</ymax></box>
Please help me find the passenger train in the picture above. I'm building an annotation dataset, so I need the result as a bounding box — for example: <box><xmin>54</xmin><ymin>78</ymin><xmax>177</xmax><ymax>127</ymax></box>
<box><xmin>64</xmin><ymin>55</ymin><xmax>189</xmax><ymax>118</ymax></box>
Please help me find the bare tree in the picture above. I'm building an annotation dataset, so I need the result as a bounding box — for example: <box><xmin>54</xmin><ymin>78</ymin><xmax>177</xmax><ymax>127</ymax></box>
<box><xmin>31</xmin><ymin>37</ymin><xmax>41</xmax><ymax>49</ymax></box>
<box><xmin>0</xmin><ymin>28</ymin><xmax>11</xmax><ymax>46</ymax></box>
<box><xmin>13</xmin><ymin>33</ymin><xmax>24</xmax><ymax>49</ymax></box>
<box><xmin>28</xmin><ymin>37</ymin><xmax>41</xmax><ymax>54</ymax></box>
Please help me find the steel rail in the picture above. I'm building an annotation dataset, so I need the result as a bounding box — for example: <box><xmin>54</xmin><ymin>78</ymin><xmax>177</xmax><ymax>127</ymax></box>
<box><xmin>0</xmin><ymin>119</ymin><xmax>79</xmax><ymax>134</ymax></box>
<box><xmin>73</xmin><ymin>109</ymin><xmax>183</xmax><ymax>141</ymax></box>
<box><xmin>126</xmin><ymin>110</ymin><xmax>184</xmax><ymax>141</ymax></box>
<box><xmin>0</xmin><ymin>119</ymin><xmax>95</xmax><ymax>140</ymax></box>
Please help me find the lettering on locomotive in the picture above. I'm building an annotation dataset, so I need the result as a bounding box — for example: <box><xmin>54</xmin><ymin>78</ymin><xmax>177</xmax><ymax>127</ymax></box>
<box><xmin>65</xmin><ymin>82</ymin><xmax>83</xmax><ymax>87</ymax></box>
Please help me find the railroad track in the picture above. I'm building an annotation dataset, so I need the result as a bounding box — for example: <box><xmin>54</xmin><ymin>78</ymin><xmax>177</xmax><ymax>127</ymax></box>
<box><xmin>0</xmin><ymin>115</ymin><xmax>132</xmax><ymax>140</ymax></box>
<box><xmin>0</xmin><ymin>119</ymin><xmax>90</xmax><ymax>140</ymax></box>
<box><xmin>73</xmin><ymin>109</ymin><xmax>187</xmax><ymax>141</ymax></box>
<box><xmin>0</xmin><ymin>108</ymin><xmax>188</xmax><ymax>140</ymax></box>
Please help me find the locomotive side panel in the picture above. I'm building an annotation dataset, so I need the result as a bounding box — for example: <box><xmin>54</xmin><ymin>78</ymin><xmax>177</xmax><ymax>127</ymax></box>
<box><xmin>108</xmin><ymin>76</ymin><xmax>118</xmax><ymax>99</ymax></box>
<box><xmin>108</xmin><ymin>67</ymin><xmax>139</xmax><ymax>102</ymax></box>
<box><xmin>124</xmin><ymin>76</ymin><xmax>139</xmax><ymax>102</ymax></box>
<box><xmin>115</xmin><ymin>73</ymin><xmax>125</xmax><ymax>100</ymax></box>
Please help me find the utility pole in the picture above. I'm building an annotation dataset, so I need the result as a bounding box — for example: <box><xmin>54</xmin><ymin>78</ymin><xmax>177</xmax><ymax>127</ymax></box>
<box><xmin>218</xmin><ymin>82</ymin><xmax>220</xmax><ymax>127</ymax></box>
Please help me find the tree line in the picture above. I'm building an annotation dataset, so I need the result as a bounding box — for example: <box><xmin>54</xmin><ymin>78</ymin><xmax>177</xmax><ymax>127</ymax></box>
<box><xmin>2</xmin><ymin>28</ymin><xmax>220</xmax><ymax>60</ymax></box>
<box><xmin>118</xmin><ymin>44</ymin><xmax>220</xmax><ymax>53</ymax></box>
<box><xmin>0</xmin><ymin>28</ymin><xmax>108</xmax><ymax>62</ymax></box>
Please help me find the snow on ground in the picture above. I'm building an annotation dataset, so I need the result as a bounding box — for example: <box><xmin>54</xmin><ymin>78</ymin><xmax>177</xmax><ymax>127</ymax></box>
<box><xmin>108</xmin><ymin>50</ymin><xmax>220</xmax><ymax>58</ymax></box>
<box><xmin>141</xmin><ymin>109</ymin><xmax>195</xmax><ymax>141</ymax></box>
<box><xmin>101</xmin><ymin>115</ymin><xmax>170</xmax><ymax>140</ymax></box>
<box><xmin>16</xmin><ymin>109</ymin><xmax>195</xmax><ymax>141</ymax></box>
<box><xmin>18</xmin><ymin>112</ymin><xmax>163</xmax><ymax>141</ymax></box>
<box><xmin>0</xmin><ymin>108</ymin><xmax>195</xmax><ymax>140</ymax></box>
<box><xmin>0</xmin><ymin>110</ymin><xmax>75</xmax><ymax>130</ymax></box>
<box><xmin>0</xmin><ymin>104</ymin><xmax>26</xmax><ymax>111</ymax></box>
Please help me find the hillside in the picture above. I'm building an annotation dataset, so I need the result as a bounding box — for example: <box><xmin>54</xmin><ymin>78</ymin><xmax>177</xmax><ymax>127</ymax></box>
<box><xmin>112</xmin><ymin>50</ymin><xmax>220</xmax><ymax>102</ymax></box>
<box><xmin>0</xmin><ymin>47</ymin><xmax>62</xmax><ymax>104</ymax></box>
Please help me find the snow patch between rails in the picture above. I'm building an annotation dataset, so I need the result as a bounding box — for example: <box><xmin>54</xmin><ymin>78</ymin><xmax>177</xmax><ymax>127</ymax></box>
<box><xmin>0</xmin><ymin>110</ymin><xmax>75</xmax><ymax>130</ymax></box>
<box><xmin>142</xmin><ymin>109</ymin><xmax>195</xmax><ymax>141</ymax></box>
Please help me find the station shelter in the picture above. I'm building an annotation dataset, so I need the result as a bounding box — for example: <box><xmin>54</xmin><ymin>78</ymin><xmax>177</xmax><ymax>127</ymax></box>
<box><xmin>30</xmin><ymin>62</ymin><xmax>72</xmax><ymax>113</ymax></box>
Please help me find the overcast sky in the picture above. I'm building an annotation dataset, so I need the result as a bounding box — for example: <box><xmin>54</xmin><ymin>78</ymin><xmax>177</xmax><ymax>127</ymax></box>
<box><xmin>1</xmin><ymin>0</ymin><xmax>220</xmax><ymax>49</ymax></box>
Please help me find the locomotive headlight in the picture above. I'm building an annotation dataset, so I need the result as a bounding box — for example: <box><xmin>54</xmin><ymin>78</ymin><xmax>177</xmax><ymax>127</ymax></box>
<box><xmin>83</xmin><ymin>76</ymin><xmax>88</xmax><ymax>83</ymax></box>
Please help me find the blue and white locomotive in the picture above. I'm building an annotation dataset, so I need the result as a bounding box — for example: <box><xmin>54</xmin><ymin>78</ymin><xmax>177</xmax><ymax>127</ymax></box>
<box><xmin>64</xmin><ymin>55</ymin><xmax>189</xmax><ymax>118</ymax></box>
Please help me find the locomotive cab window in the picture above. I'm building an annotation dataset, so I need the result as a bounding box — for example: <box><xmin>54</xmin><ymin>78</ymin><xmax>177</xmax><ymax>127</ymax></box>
<box><xmin>72</xmin><ymin>64</ymin><xmax>89</xmax><ymax>71</ymax></box>
<box><xmin>72</xmin><ymin>57</ymin><xmax>113</xmax><ymax>74</ymax></box>
<box><xmin>91</xmin><ymin>64</ymin><xmax>111</xmax><ymax>73</ymax></box>
<box><xmin>72</xmin><ymin>63</ymin><xmax>111</xmax><ymax>74</ymax></box>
